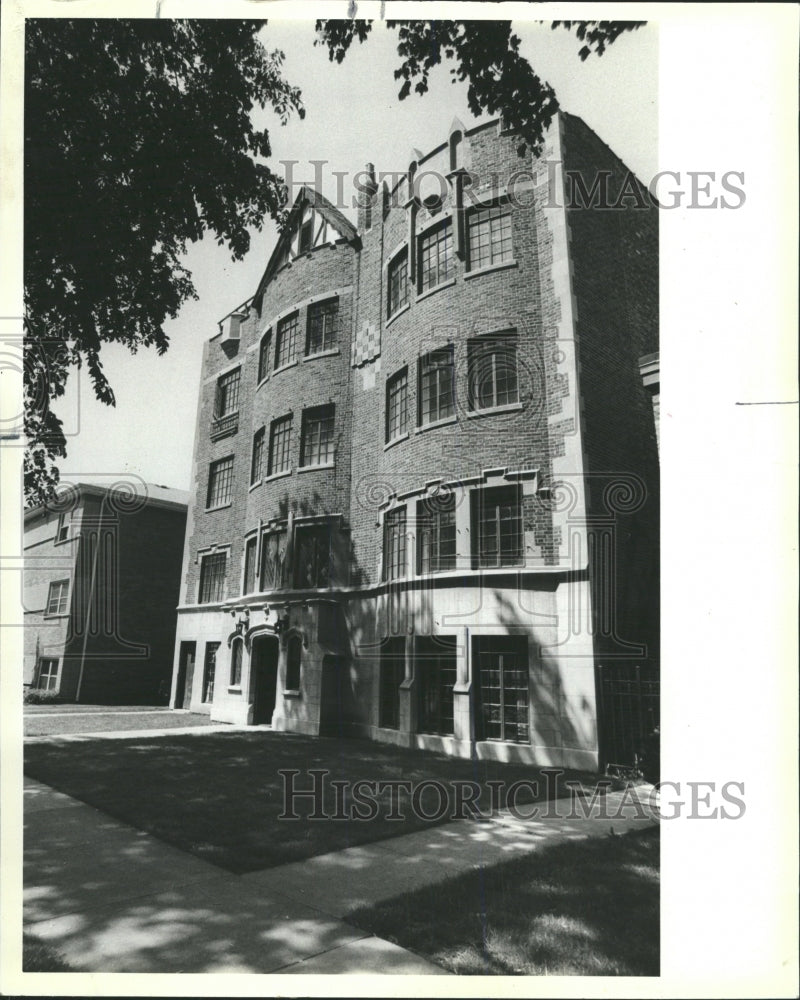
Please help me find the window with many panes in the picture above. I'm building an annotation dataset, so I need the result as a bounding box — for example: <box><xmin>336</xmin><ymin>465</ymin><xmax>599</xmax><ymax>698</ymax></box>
<box><xmin>471</xmin><ymin>485</ymin><xmax>523</xmax><ymax>568</ymax></box>
<box><xmin>379</xmin><ymin>637</ymin><xmax>405</xmax><ymax>729</ymax></box>
<box><xmin>274</xmin><ymin>313</ymin><xmax>299</xmax><ymax>369</ymax></box>
<box><xmin>243</xmin><ymin>535</ymin><xmax>257</xmax><ymax>594</ymax></box>
<box><xmin>474</xmin><ymin>636</ymin><xmax>529</xmax><ymax>743</ymax></box>
<box><xmin>215</xmin><ymin>368</ymin><xmax>241</xmax><ymax>417</ymax></box>
<box><xmin>468</xmin><ymin>204</ymin><xmax>513</xmax><ymax>270</ymax></box>
<box><xmin>387</xmin><ymin>251</ymin><xmax>409</xmax><ymax>317</ymax></box>
<box><xmin>55</xmin><ymin>511</ymin><xmax>71</xmax><ymax>543</ymax></box>
<box><xmin>417</xmin><ymin>494</ymin><xmax>457</xmax><ymax>573</ymax></box>
<box><xmin>251</xmin><ymin>428</ymin><xmax>265</xmax><ymax>484</ymax></box>
<box><xmin>267</xmin><ymin>415</ymin><xmax>292</xmax><ymax>476</ymax></box>
<box><xmin>418</xmin><ymin>346</ymin><xmax>455</xmax><ymax>426</ymax></box>
<box><xmin>230</xmin><ymin>638</ymin><xmax>243</xmax><ymax>686</ymax></box>
<box><xmin>419</xmin><ymin>221</ymin><xmax>453</xmax><ymax>292</ymax></box>
<box><xmin>37</xmin><ymin>658</ymin><xmax>59</xmax><ymax>691</ymax></box>
<box><xmin>46</xmin><ymin>579</ymin><xmax>69</xmax><ymax>615</ymax></box>
<box><xmin>202</xmin><ymin>642</ymin><xmax>219</xmax><ymax>703</ymax></box>
<box><xmin>198</xmin><ymin>551</ymin><xmax>227</xmax><ymax>603</ymax></box>
<box><xmin>207</xmin><ymin>456</ymin><xmax>234</xmax><ymax>508</ymax></box>
<box><xmin>300</xmin><ymin>405</ymin><xmax>335</xmax><ymax>467</ymax></box>
<box><xmin>385</xmin><ymin>368</ymin><xmax>408</xmax><ymax>442</ymax></box>
<box><xmin>468</xmin><ymin>336</ymin><xmax>519</xmax><ymax>410</ymax></box>
<box><xmin>417</xmin><ymin>635</ymin><xmax>457</xmax><ymax>736</ymax></box>
<box><xmin>306</xmin><ymin>299</ymin><xmax>339</xmax><ymax>355</ymax></box>
<box><xmin>294</xmin><ymin>525</ymin><xmax>332</xmax><ymax>589</ymax></box>
<box><xmin>257</xmin><ymin>331</ymin><xmax>271</xmax><ymax>383</ymax></box>
<box><xmin>383</xmin><ymin>507</ymin><xmax>407</xmax><ymax>581</ymax></box>
<box><xmin>260</xmin><ymin>528</ymin><xmax>287</xmax><ymax>591</ymax></box>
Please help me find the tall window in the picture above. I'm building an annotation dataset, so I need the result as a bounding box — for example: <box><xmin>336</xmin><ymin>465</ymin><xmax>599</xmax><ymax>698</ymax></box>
<box><xmin>419</xmin><ymin>221</ymin><xmax>453</xmax><ymax>292</ymax></box>
<box><xmin>230</xmin><ymin>639</ymin><xmax>243</xmax><ymax>686</ymax></box>
<box><xmin>306</xmin><ymin>299</ymin><xmax>339</xmax><ymax>355</ymax></box>
<box><xmin>386</xmin><ymin>368</ymin><xmax>408</xmax><ymax>442</ymax></box>
<box><xmin>274</xmin><ymin>313</ymin><xmax>299</xmax><ymax>369</ymax></box>
<box><xmin>37</xmin><ymin>658</ymin><xmax>59</xmax><ymax>691</ymax></box>
<box><xmin>468</xmin><ymin>204</ymin><xmax>513</xmax><ymax>270</ymax></box>
<box><xmin>417</xmin><ymin>636</ymin><xmax>457</xmax><ymax>736</ymax></box>
<box><xmin>202</xmin><ymin>642</ymin><xmax>219</xmax><ymax>703</ymax></box>
<box><xmin>257</xmin><ymin>330</ymin><xmax>271</xmax><ymax>383</ymax></box>
<box><xmin>215</xmin><ymin>368</ymin><xmax>241</xmax><ymax>417</ymax></box>
<box><xmin>260</xmin><ymin>528</ymin><xmax>287</xmax><ymax>591</ymax></box>
<box><xmin>251</xmin><ymin>428</ymin><xmax>265</xmax><ymax>484</ymax></box>
<box><xmin>468</xmin><ymin>336</ymin><xmax>519</xmax><ymax>410</ymax></box>
<box><xmin>387</xmin><ymin>251</ymin><xmax>409</xmax><ymax>317</ymax></box>
<box><xmin>267</xmin><ymin>415</ymin><xmax>292</xmax><ymax>476</ymax></box>
<box><xmin>243</xmin><ymin>535</ymin><xmax>257</xmax><ymax>594</ymax></box>
<box><xmin>207</xmin><ymin>456</ymin><xmax>234</xmax><ymax>508</ymax></box>
<box><xmin>300</xmin><ymin>405</ymin><xmax>335</xmax><ymax>467</ymax></box>
<box><xmin>474</xmin><ymin>636</ymin><xmax>529</xmax><ymax>744</ymax></box>
<box><xmin>199</xmin><ymin>551</ymin><xmax>227</xmax><ymax>603</ymax></box>
<box><xmin>417</xmin><ymin>495</ymin><xmax>457</xmax><ymax>573</ymax></box>
<box><xmin>46</xmin><ymin>579</ymin><xmax>69</xmax><ymax>615</ymax></box>
<box><xmin>383</xmin><ymin>507</ymin><xmax>407</xmax><ymax>581</ymax></box>
<box><xmin>419</xmin><ymin>346</ymin><xmax>455</xmax><ymax>426</ymax></box>
<box><xmin>294</xmin><ymin>525</ymin><xmax>332</xmax><ymax>589</ymax></box>
<box><xmin>379</xmin><ymin>637</ymin><xmax>405</xmax><ymax>729</ymax></box>
<box><xmin>55</xmin><ymin>511</ymin><xmax>71</xmax><ymax>544</ymax></box>
<box><xmin>286</xmin><ymin>634</ymin><xmax>303</xmax><ymax>690</ymax></box>
<box><xmin>471</xmin><ymin>485</ymin><xmax>523</xmax><ymax>568</ymax></box>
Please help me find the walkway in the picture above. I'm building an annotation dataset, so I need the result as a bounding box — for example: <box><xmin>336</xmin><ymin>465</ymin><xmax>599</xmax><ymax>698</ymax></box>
<box><xmin>23</xmin><ymin>773</ymin><xmax>658</xmax><ymax>974</ymax></box>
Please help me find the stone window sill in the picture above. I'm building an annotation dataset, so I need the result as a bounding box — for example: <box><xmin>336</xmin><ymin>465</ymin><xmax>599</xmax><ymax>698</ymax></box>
<box><xmin>386</xmin><ymin>302</ymin><xmax>410</xmax><ymax>328</ymax></box>
<box><xmin>464</xmin><ymin>260</ymin><xmax>518</xmax><ymax>280</ymax></box>
<box><xmin>263</xmin><ymin>469</ymin><xmax>292</xmax><ymax>484</ymax></box>
<box><xmin>416</xmin><ymin>277</ymin><xmax>456</xmax><ymax>304</ymax></box>
<box><xmin>273</xmin><ymin>360</ymin><xmax>299</xmax><ymax>377</ymax></box>
<box><xmin>205</xmin><ymin>502</ymin><xmax>233</xmax><ymax>513</ymax></box>
<box><xmin>384</xmin><ymin>432</ymin><xmax>409</xmax><ymax>452</ymax></box>
<box><xmin>283</xmin><ymin>689</ymin><xmax>302</xmax><ymax>699</ymax></box>
<box><xmin>298</xmin><ymin>463</ymin><xmax>335</xmax><ymax>474</ymax></box>
<box><xmin>304</xmin><ymin>348</ymin><xmax>340</xmax><ymax>362</ymax></box>
<box><xmin>415</xmin><ymin>415</ymin><xmax>458</xmax><ymax>435</ymax></box>
<box><xmin>465</xmin><ymin>402</ymin><xmax>524</xmax><ymax>419</ymax></box>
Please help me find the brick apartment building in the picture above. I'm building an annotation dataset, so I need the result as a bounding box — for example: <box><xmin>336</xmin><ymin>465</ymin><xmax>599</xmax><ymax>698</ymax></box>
<box><xmin>24</xmin><ymin>480</ymin><xmax>188</xmax><ymax>703</ymax></box>
<box><xmin>170</xmin><ymin>112</ymin><xmax>659</xmax><ymax>770</ymax></box>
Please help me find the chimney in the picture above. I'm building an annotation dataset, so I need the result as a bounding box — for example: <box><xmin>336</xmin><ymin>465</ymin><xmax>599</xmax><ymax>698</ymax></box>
<box><xmin>357</xmin><ymin>162</ymin><xmax>378</xmax><ymax>232</ymax></box>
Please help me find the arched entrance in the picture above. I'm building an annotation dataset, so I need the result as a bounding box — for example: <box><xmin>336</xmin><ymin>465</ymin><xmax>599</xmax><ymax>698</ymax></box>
<box><xmin>250</xmin><ymin>634</ymin><xmax>279</xmax><ymax>725</ymax></box>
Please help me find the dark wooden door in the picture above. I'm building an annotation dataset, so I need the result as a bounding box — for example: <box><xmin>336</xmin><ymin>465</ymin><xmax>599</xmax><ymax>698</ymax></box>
<box><xmin>251</xmin><ymin>636</ymin><xmax>279</xmax><ymax>725</ymax></box>
<box><xmin>175</xmin><ymin>642</ymin><xmax>195</xmax><ymax>709</ymax></box>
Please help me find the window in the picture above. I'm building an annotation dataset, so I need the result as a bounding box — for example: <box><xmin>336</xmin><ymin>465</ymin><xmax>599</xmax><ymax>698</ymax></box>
<box><xmin>286</xmin><ymin>634</ymin><xmax>303</xmax><ymax>690</ymax></box>
<box><xmin>468</xmin><ymin>336</ymin><xmax>519</xmax><ymax>410</ymax></box>
<box><xmin>387</xmin><ymin>251</ymin><xmax>409</xmax><ymax>317</ymax></box>
<box><xmin>267</xmin><ymin>415</ymin><xmax>292</xmax><ymax>476</ymax></box>
<box><xmin>299</xmin><ymin>217</ymin><xmax>314</xmax><ymax>254</ymax></box>
<box><xmin>383</xmin><ymin>507</ymin><xmax>407</xmax><ymax>581</ymax></box>
<box><xmin>418</xmin><ymin>346</ymin><xmax>455</xmax><ymax>426</ymax></box>
<box><xmin>198</xmin><ymin>551</ymin><xmax>227</xmax><ymax>603</ymax></box>
<box><xmin>230</xmin><ymin>639</ymin><xmax>243</xmax><ymax>687</ymax></box>
<box><xmin>294</xmin><ymin>525</ymin><xmax>332</xmax><ymax>589</ymax></box>
<box><xmin>471</xmin><ymin>485</ymin><xmax>523</xmax><ymax>568</ymax></box>
<box><xmin>215</xmin><ymin>368</ymin><xmax>241</xmax><ymax>417</ymax></box>
<box><xmin>385</xmin><ymin>368</ymin><xmax>408</xmax><ymax>442</ymax></box>
<box><xmin>417</xmin><ymin>636</ymin><xmax>457</xmax><ymax>736</ymax></box>
<box><xmin>468</xmin><ymin>204</ymin><xmax>513</xmax><ymax>270</ymax></box>
<box><xmin>379</xmin><ymin>637</ymin><xmax>405</xmax><ymax>729</ymax></box>
<box><xmin>474</xmin><ymin>636</ymin><xmax>529</xmax><ymax>743</ymax></box>
<box><xmin>417</xmin><ymin>495</ymin><xmax>456</xmax><ymax>573</ymax></box>
<box><xmin>251</xmin><ymin>428</ymin><xmax>265</xmax><ymax>485</ymax></box>
<box><xmin>300</xmin><ymin>405</ymin><xmax>335</xmax><ymax>467</ymax></box>
<box><xmin>46</xmin><ymin>579</ymin><xmax>69</xmax><ymax>615</ymax></box>
<box><xmin>274</xmin><ymin>313</ymin><xmax>299</xmax><ymax>370</ymax></box>
<box><xmin>258</xmin><ymin>331</ymin><xmax>272</xmax><ymax>383</ymax></box>
<box><xmin>243</xmin><ymin>535</ymin><xmax>257</xmax><ymax>594</ymax></box>
<box><xmin>207</xmin><ymin>456</ymin><xmax>234</xmax><ymax>508</ymax></box>
<box><xmin>306</xmin><ymin>299</ymin><xmax>339</xmax><ymax>355</ymax></box>
<box><xmin>202</xmin><ymin>642</ymin><xmax>219</xmax><ymax>703</ymax></box>
<box><xmin>37</xmin><ymin>658</ymin><xmax>59</xmax><ymax>691</ymax></box>
<box><xmin>419</xmin><ymin>221</ymin><xmax>453</xmax><ymax>292</ymax></box>
<box><xmin>55</xmin><ymin>512</ymin><xmax>71</xmax><ymax>544</ymax></box>
<box><xmin>260</xmin><ymin>528</ymin><xmax>287</xmax><ymax>591</ymax></box>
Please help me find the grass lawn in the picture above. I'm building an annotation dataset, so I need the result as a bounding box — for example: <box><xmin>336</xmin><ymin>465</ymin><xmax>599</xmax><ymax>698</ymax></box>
<box><xmin>347</xmin><ymin>826</ymin><xmax>660</xmax><ymax>976</ymax></box>
<box><xmin>23</xmin><ymin>933</ymin><xmax>74</xmax><ymax>972</ymax></box>
<box><xmin>24</xmin><ymin>710</ymin><xmax>215</xmax><ymax>738</ymax></box>
<box><xmin>24</xmin><ymin>731</ymin><xmax>607</xmax><ymax>873</ymax></box>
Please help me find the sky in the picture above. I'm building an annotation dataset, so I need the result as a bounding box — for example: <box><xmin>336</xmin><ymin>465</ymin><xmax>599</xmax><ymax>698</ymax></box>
<box><xmin>53</xmin><ymin>17</ymin><xmax>658</xmax><ymax>492</ymax></box>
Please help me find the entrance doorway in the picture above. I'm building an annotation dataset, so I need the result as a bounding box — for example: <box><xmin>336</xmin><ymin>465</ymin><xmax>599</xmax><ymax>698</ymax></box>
<box><xmin>175</xmin><ymin>641</ymin><xmax>196</xmax><ymax>708</ymax></box>
<box><xmin>251</xmin><ymin>634</ymin><xmax>279</xmax><ymax>725</ymax></box>
<box><xmin>319</xmin><ymin>655</ymin><xmax>349</xmax><ymax>736</ymax></box>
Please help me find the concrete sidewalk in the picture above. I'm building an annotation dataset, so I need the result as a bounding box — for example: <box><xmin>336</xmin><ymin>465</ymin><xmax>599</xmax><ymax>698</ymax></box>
<box><xmin>23</xmin><ymin>775</ymin><xmax>658</xmax><ymax>975</ymax></box>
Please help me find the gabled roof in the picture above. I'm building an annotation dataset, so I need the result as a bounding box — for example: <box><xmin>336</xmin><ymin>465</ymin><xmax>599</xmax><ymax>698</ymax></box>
<box><xmin>254</xmin><ymin>186</ymin><xmax>358</xmax><ymax>304</ymax></box>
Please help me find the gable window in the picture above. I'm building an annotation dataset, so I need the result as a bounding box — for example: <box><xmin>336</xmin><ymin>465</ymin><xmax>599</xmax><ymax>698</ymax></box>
<box><xmin>419</xmin><ymin>221</ymin><xmax>453</xmax><ymax>293</ymax></box>
<box><xmin>243</xmin><ymin>535</ymin><xmax>258</xmax><ymax>594</ymax></box>
<box><xmin>468</xmin><ymin>204</ymin><xmax>513</xmax><ymax>271</ymax></box>
<box><xmin>468</xmin><ymin>336</ymin><xmax>519</xmax><ymax>410</ymax></box>
<box><xmin>383</xmin><ymin>507</ymin><xmax>407</xmax><ymax>581</ymax></box>
<box><xmin>274</xmin><ymin>313</ymin><xmax>299</xmax><ymax>370</ymax></box>
<box><xmin>46</xmin><ymin>580</ymin><xmax>69</xmax><ymax>616</ymax></box>
<box><xmin>418</xmin><ymin>346</ymin><xmax>455</xmax><ymax>426</ymax></box>
<box><xmin>306</xmin><ymin>299</ymin><xmax>339</xmax><ymax>355</ymax></box>
<box><xmin>202</xmin><ymin>642</ymin><xmax>219</xmax><ymax>703</ymax></box>
<box><xmin>299</xmin><ymin>216</ymin><xmax>314</xmax><ymax>254</ymax></box>
<box><xmin>387</xmin><ymin>251</ymin><xmax>409</xmax><ymax>317</ymax></box>
<box><xmin>250</xmin><ymin>428</ymin><xmax>265</xmax><ymax>485</ymax></box>
<box><xmin>215</xmin><ymin>368</ymin><xmax>241</xmax><ymax>418</ymax></box>
<box><xmin>474</xmin><ymin>636</ymin><xmax>530</xmax><ymax>744</ymax></box>
<box><xmin>260</xmin><ymin>527</ymin><xmax>287</xmax><ymax>591</ymax></box>
<box><xmin>268</xmin><ymin>415</ymin><xmax>292</xmax><ymax>476</ymax></box>
<box><xmin>207</xmin><ymin>456</ymin><xmax>234</xmax><ymax>508</ymax></box>
<box><xmin>198</xmin><ymin>551</ymin><xmax>227</xmax><ymax>603</ymax></box>
<box><xmin>257</xmin><ymin>330</ymin><xmax>272</xmax><ymax>383</ymax></box>
<box><xmin>286</xmin><ymin>634</ymin><xmax>303</xmax><ymax>690</ymax></box>
<box><xmin>37</xmin><ymin>658</ymin><xmax>60</xmax><ymax>691</ymax></box>
<box><xmin>230</xmin><ymin>638</ymin><xmax>243</xmax><ymax>687</ymax></box>
<box><xmin>385</xmin><ymin>368</ymin><xmax>408</xmax><ymax>443</ymax></box>
<box><xmin>300</xmin><ymin>405</ymin><xmax>335</xmax><ymax>467</ymax></box>
<box><xmin>471</xmin><ymin>485</ymin><xmax>523</xmax><ymax>569</ymax></box>
<box><xmin>294</xmin><ymin>524</ymin><xmax>332</xmax><ymax>589</ymax></box>
<box><xmin>55</xmin><ymin>511</ymin><xmax>71</xmax><ymax>544</ymax></box>
<box><xmin>417</xmin><ymin>494</ymin><xmax>457</xmax><ymax>573</ymax></box>
<box><xmin>379</xmin><ymin>637</ymin><xmax>405</xmax><ymax>729</ymax></box>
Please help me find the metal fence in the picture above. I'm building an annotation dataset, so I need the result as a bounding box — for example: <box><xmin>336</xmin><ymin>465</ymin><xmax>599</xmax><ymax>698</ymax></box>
<box><xmin>597</xmin><ymin>663</ymin><xmax>660</xmax><ymax>776</ymax></box>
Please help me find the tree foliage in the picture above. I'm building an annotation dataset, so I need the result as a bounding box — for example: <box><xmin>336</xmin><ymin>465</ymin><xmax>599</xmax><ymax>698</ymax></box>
<box><xmin>24</xmin><ymin>19</ymin><xmax>303</xmax><ymax>506</ymax></box>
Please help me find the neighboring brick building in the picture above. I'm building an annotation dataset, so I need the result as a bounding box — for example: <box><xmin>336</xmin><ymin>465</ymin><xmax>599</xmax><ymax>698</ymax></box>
<box><xmin>24</xmin><ymin>480</ymin><xmax>188</xmax><ymax>704</ymax></box>
<box><xmin>170</xmin><ymin>112</ymin><xmax>659</xmax><ymax>770</ymax></box>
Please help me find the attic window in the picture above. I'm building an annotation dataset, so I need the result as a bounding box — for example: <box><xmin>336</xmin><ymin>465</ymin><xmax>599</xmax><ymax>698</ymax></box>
<box><xmin>299</xmin><ymin>218</ymin><xmax>314</xmax><ymax>254</ymax></box>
